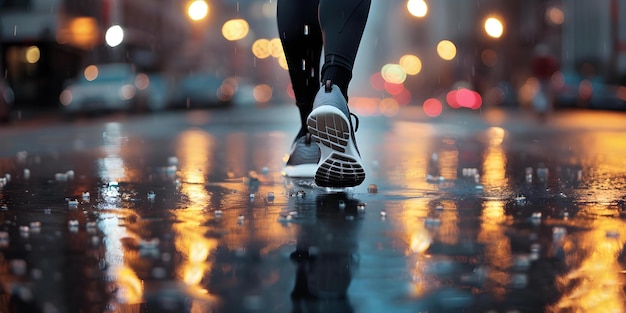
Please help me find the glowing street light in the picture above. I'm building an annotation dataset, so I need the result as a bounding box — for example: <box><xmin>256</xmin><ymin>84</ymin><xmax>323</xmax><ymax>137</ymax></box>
<box><xmin>105</xmin><ymin>25</ymin><xmax>124</xmax><ymax>47</ymax></box>
<box><xmin>484</xmin><ymin>17</ymin><xmax>504</xmax><ymax>39</ymax></box>
<box><xmin>188</xmin><ymin>0</ymin><xmax>209</xmax><ymax>21</ymax></box>
<box><xmin>407</xmin><ymin>0</ymin><xmax>428</xmax><ymax>18</ymax></box>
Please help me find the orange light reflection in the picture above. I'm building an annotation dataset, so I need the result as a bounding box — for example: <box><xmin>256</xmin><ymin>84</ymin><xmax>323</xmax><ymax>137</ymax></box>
<box><xmin>548</xmin><ymin>219</ymin><xmax>626</xmax><ymax>313</ymax></box>
<box><xmin>174</xmin><ymin>130</ymin><xmax>218</xmax><ymax>303</ymax></box>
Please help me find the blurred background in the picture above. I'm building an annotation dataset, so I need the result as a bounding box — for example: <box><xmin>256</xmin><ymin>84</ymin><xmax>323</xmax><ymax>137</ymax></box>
<box><xmin>1</xmin><ymin>0</ymin><xmax>626</xmax><ymax>119</ymax></box>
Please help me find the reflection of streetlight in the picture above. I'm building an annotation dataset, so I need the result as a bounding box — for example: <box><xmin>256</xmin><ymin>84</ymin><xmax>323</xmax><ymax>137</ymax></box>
<box><xmin>407</xmin><ymin>0</ymin><xmax>428</xmax><ymax>18</ymax></box>
<box><xmin>105</xmin><ymin>25</ymin><xmax>124</xmax><ymax>47</ymax></box>
<box><xmin>484</xmin><ymin>17</ymin><xmax>504</xmax><ymax>39</ymax></box>
<box><xmin>187</xmin><ymin>0</ymin><xmax>209</xmax><ymax>21</ymax></box>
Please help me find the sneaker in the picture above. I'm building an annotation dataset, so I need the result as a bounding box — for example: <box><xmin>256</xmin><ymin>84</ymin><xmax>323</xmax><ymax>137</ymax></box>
<box><xmin>306</xmin><ymin>80</ymin><xmax>365</xmax><ymax>187</ymax></box>
<box><xmin>282</xmin><ymin>132</ymin><xmax>320</xmax><ymax>178</ymax></box>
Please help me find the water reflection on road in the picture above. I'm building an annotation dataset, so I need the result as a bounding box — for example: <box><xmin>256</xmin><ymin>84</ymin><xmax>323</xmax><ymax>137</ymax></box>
<box><xmin>0</xmin><ymin>109</ymin><xmax>624</xmax><ymax>313</ymax></box>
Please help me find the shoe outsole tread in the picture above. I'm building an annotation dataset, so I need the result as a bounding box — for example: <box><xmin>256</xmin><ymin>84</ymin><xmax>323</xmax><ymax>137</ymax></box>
<box><xmin>307</xmin><ymin>109</ymin><xmax>365</xmax><ymax>188</ymax></box>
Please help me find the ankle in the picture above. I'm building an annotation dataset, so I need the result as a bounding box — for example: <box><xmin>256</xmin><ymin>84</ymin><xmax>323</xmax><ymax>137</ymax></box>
<box><xmin>321</xmin><ymin>65</ymin><xmax>351</xmax><ymax>101</ymax></box>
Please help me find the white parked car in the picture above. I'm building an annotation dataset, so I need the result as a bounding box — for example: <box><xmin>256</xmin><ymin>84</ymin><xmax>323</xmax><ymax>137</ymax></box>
<box><xmin>60</xmin><ymin>63</ymin><xmax>142</xmax><ymax>116</ymax></box>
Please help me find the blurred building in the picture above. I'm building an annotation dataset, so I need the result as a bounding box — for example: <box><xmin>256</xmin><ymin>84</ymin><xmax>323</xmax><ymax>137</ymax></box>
<box><xmin>0</xmin><ymin>0</ymin><xmax>192</xmax><ymax>108</ymax></box>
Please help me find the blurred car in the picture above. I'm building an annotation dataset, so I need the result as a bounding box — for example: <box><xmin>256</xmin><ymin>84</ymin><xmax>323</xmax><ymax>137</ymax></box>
<box><xmin>0</xmin><ymin>78</ymin><xmax>14</xmax><ymax>123</ymax></box>
<box><xmin>60</xmin><ymin>63</ymin><xmax>142</xmax><ymax>116</ymax></box>
<box><xmin>169</xmin><ymin>72</ymin><xmax>233</xmax><ymax>109</ymax></box>
<box><xmin>133</xmin><ymin>72</ymin><xmax>174</xmax><ymax>112</ymax></box>
<box><xmin>553</xmin><ymin>71</ymin><xmax>626</xmax><ymax>110</ymax></box>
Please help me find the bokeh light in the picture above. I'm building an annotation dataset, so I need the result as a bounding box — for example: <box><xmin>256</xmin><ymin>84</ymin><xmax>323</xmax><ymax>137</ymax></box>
<box><xmin>446</xmin><ymin>88</ymin><xmax>482</xmax><ymax>109</ymax></box>
<box><xmin>484</xmin><ymin>17</ymin><xmax>504</xmax><ymax>38</ymax></box>
<box><xmin>546</xmin><ymin>6</ymin><xmax>565</xmax><ymax>25</ymax></box>
<box><xmin>269</xmin><ymin>38</ymin><xmax>283</xmax><ymax>58</ymax></box>
<box><xmin>381</xmin><ymin>63</ymin><xmax>407</xmax><ymax>84</ymax></box>
<box><xmin>25</xmin><ymin>46</ymin><xmax>40</xmax><ymax>64</ymax></box>
<box><xmin>187</xmin><ymin>0</ymin><xmax>209</xmax><ymax>21</ymax></box>
<box><xmin>277</xmin><ymin>55</ymin><xmax>288</xmax><ymax>70</ymax></box>
<box><xmin>222</xmin><ymin>19</ymin><xmax>249</xmax><ymax>41</ymax></box>
<box><xmin>394</xmin><ymin>88</ymin><xmax>412</xmax><ymax>105</ymax></box>
<box><xmin>105</xmin><ymin>25</ymin><xmax>124</xmax><ymax>47</ymax></box>
<box><xmin>423</xmin><ymin>98</ymin><xmax>442</xmax><ymax>117</ymax></box>
<box><xmin>384</xmin><ymin>81</ymin><xmax>404</xmax><ymax>95</ymax></box>
<box><xmin>84</xmin><ymin>65</ymin><xmax>99</xmax><ymax>81</ymax></box>
<box><xmin>134</xmin><ymin>73</ymin><xmax>149</xmax><ymax>90</ymax></box>
<box><xmin>380</xmin><ymin>98</ymin><xmax>400</xmax><ymax>117</ymax></box>
<box><xmin>407</xmin><ymin>0</ymin><xmax>428</xmax><ymax>18</ymax></box>
<box><xmin>436</xmin><ymin>40</ymin><xmax>457</xmax><ymax>60</ymax></box>
<box><xmin>370</xmin><ymin>72</ymin><xmax>385</xmax><ymax>91</ymax></box>
<box><xmin>253</xmin><ymin>84</ymin><xmax>273</xmax><ymax>103</ymax></box>
<box><xmin>251</xmin><ymin>38</ymin><xmax>272</xmax><ymax>59</ymax></box>
<box><xmin>399</xmin><ymin>54</ymin><xmax>422</xmax><ymax>75</ymax></box>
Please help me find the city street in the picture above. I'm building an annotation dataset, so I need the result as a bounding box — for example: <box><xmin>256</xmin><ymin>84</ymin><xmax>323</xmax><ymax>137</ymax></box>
<box><xmin>0</xmin><ymin>104</ymin><xmax>625</xmax><ymax>313</ymax></box>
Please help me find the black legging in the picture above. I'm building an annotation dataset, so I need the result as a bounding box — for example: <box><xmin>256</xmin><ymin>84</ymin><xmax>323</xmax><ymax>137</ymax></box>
<box><xmin>277</xmin><ymin>0</ymin><xmax>371</xmax><ymax>134</ymax></box>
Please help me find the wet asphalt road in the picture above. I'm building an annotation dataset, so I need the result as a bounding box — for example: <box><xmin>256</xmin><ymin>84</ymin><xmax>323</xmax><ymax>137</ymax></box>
<box><xmin>0</xmin><ymin>104</ymin><xmax>625</xmax><ymax>313</ymax></box>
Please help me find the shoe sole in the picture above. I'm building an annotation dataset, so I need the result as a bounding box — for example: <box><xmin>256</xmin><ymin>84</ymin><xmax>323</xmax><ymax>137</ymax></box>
<box><xmin>307</xmin><ymin>106</ymin><xmax>365</xmax><ymax>187</ymax></box>
<box><xmin>282</xmin><ymin>163</ymin><xmax>317</xmax><ymax>178</ymax></box>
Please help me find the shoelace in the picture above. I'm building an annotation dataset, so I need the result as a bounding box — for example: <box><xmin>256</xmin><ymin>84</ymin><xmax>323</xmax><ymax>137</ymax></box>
<box><xmin>350</xmin><ymin>112</ymin><xmax>359</xmax><ymax>132</ymax></box>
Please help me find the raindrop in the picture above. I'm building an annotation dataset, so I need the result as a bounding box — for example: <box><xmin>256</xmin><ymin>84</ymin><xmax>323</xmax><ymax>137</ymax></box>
<box><xmin>552</xmin><ymin>227</ymin><xmax>566</xmax><ymax>240</ymax></box>
<box><xmin>304</xmin><ymin>24</ymin><xmax>309</xmax><ymax>35</ymax></box>
<box><xmin>4</xmin><ymin>173</ymin><xmax>10</xmax><ymax>182</ymax></box>
<box><xmin>262</xmin><ymin>167</ymin><xmax>269</xmax><ymax>175</ymax></box>
<box><xmin>435</xmin><ymin>205</ymin><xmax>444</xmax><ymax>211</ymax></box>
<box><xmin>345</xmin><ymin>215</ymin><xmax>355</xmax><ymax>221</ymax></box>
<box><xmin>147</xmin><ymin>191</ymin><xmax>156</xmax><ymax>200</ymax></box>
<box><xmin>82</xmin><ymin>191</ymin><xmax>90</xmax><ymax>201</ymax></box>
<box><xmin>379</xmin><ymin>210</ymin><xmax>387</xmax><ymax>218</ymax></box>
<box><xmin>249</xmin><ymin>193</ymin><xmax>255</xmax><ymax>200</ymax></box>
<box><xmin>108</xmin><ymin>181</ymin><xmax>119</xmax><ymax>188</ymax></box>
<box><xmin>238</xmin><ymin>214</ymin><xmax>245</xmax><ymax>225</ymax></box>
<box><xmin>66</xmin><ymin>170</ymin><xmax>75</xmax><ymax>179</ymax></box>
<box><xmin>267</xmin><ymin>192</ymin><xmax>275</xmax><ymax>202</ymax></box>
<box><xmin>214</xmin><ymin>209</ymin><xmax>223</xmax><ymax>217</ymax></box>
<box><xmin>530</xmin><ymin>212</ymin><xmax>541</xmax><ymax>225</ymax></box>
<box><xmin>357</xmin><ymin>203</ymin><xmax>367</xmax><ymax>211</ymax></box>
<box><xmin>29</xmin><ymin>222</ymin><xmax>41</xmax><ymax>233</ymax></box>
<box><xmin>338</xmin><ymin>200</ymin><xmax>346</xmax><ymax>209</ymax></box>
<box><xmin>67</xmin><ymin>199</ymin><xmax>78</xmax><ymax>208</ymax></box>
<box><xmin>23</xmin><ymin>168</ymin><xmax>30</xmax><ymax>179</ymax></box>
<box><xmin>68</xmin><ymin>220</ymin><xmax>79</xmax><ymax>232</ymax></box>
<box><xmin>19</xmin><ymin>226</ymin><xmax>29</xmax><ymax>234</ymax></box>
<box><xmin>296</xmin><ymin>190</ymin><xmax>306</xmax><ymax>198</ymax></box>
<box><xmin>301</xmin><ymin>59</ymin><xmax>306</xmax><ymax>71</ymax></box>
